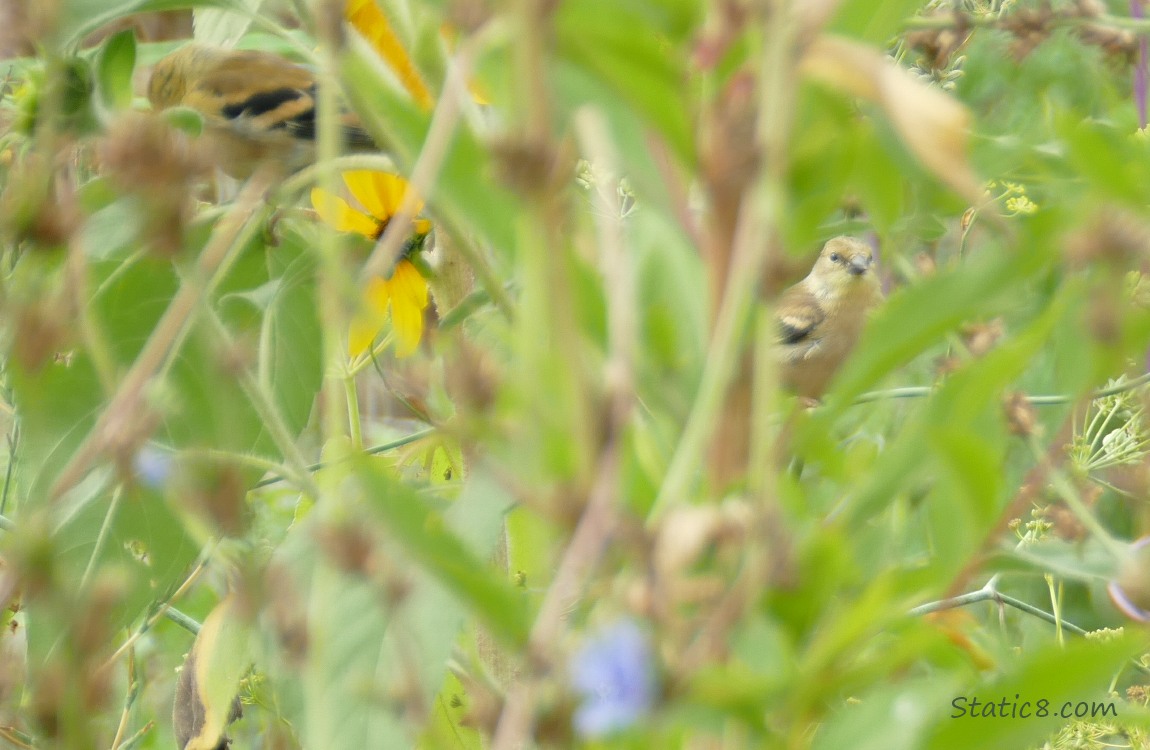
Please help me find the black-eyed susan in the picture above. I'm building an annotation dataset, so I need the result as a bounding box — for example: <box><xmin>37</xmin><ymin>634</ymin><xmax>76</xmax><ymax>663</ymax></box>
<box><xmin>311</xmin><ymin>171</ymin><xmax>431</xmax><ymax>357</ymax></box>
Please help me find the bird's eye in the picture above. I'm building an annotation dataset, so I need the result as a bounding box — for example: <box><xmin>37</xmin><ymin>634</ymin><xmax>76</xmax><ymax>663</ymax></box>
<box><xmin>829</xmin><ymin>252</ymin><xmax>841</xmax><ymax>263</ymax></box>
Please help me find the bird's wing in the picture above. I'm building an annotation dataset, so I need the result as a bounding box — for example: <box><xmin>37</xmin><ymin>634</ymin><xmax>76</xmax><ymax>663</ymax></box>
<box><xmin>776</xmin><ymin>286</ymin><xmax>824</xmax><ymax>345</ymax></box>
<box><xmin>183</xmin><ymin>52</ymin><xmax>317</xmax><ymax>136</ymax></box>
<box><xmin>187</xmin><ymin>53</ymin><xmax>375</xmax><ymax>148</ymax></box>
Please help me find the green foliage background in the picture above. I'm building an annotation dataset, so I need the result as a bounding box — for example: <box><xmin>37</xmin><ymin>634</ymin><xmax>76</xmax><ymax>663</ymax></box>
<box><xmin>0</xmin><ymin>0</ymin><xmax>1149</xmax><ymax>749</ymax></box>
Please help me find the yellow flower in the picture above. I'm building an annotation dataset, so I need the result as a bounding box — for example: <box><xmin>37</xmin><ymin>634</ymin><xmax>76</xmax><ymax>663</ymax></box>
<box><xmin>345</xmin><ymin>0</ymin><xmax>433</xmax><ymax>110</ymax></box>
<box><xmin>311</xmin><ymin>171</ymin><xmax>432</xmax><ymax>358</ymax></box>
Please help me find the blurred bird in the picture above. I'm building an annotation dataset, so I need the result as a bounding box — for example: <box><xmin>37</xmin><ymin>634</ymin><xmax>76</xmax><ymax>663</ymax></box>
<box><xmin>777</xmin><ymin>235</ymin><xmax>883</xmax><ymax>399</ymax></box>
<box><xmin>147</xmin><ymin>43</ymin><xmax>376</xmax><ymax>178</ymax></box>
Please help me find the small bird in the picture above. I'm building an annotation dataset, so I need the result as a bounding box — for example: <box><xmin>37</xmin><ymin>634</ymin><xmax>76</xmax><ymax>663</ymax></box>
<box><xmin>147</xmin><ymin>43</ymin><xmax>375</xmax><ymax>178</ymax></box>
<box><xmin>776</xmin><ymin>235</ymin><xmax>883</xmax><ymax>399</ymax></box>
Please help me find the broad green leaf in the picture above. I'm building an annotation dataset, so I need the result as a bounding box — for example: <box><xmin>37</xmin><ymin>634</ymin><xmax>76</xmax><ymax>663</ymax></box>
<box><xmin>829</xmin><ymin>0</ymin><xmax>926</xmax><ymax>46</ymax></box>
<box><xmin>356</xmin><ymin>459</ymin><xmax>528</xmax><ymax>645</ymax></box>
<box><xmin>292</xmin><ymin>467</ymin><xmax>513</xmax><ymax>749</ymax></box>
<box><xmin>59</xmin><ymin>0</ymin><xmax>235</xmax><ymax>47</ymax></box>
<box><xmin>555</xmin><ymin>0</ymin><xmax>695</xmax><ymax>164</ymax></box>
<box><xmin>834</xmin><ymin>286</ymin><xmax>1071</xmax><ymax>526</ymax></box>
<box><xmin>821</xmin><ymin>241</ymin><xmax>1051</xmax><ymax>411</ymax></box>
<box><xmin>814</xmin><ymin>675</ymin><xmax>963</xmax><ymax>750</ymax></box>
<box><xmin>302</xmin><ymin>563</ymin><xmax>409</xmax><ymax>749</ymax></box>
<box><xmin>194</xmin><ymin>0</ymin><xmax>266</xmax><ymax>47</ymax></box>
<box><xmin>925</xmin><ymin>634</ymin><xmax>1145</xmax><ymax>750</ymax></box>
<box><xmin>94</xmin><ymin>29</ymin><xmax>135</xmax><ymax>112</ymax></box>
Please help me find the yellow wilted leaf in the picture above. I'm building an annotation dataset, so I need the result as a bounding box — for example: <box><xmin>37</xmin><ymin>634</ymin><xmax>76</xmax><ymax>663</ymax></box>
<box><xmin>801</xmin><ymin>34</ymin><xmax>983</xmax><ymax>204</ymax></box>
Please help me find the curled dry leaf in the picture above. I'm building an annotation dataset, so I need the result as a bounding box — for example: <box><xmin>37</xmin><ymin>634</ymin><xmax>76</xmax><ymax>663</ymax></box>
<box><xmin>800</xmin><ymin>34</ymin><xmax>983</xmax><ymax>205</ymax></box>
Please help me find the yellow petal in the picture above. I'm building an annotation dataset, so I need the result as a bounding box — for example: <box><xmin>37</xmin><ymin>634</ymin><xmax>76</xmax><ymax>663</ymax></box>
<box><xmin>389</xmin><ymin>293</ymin><xmax>424</xmax><ymax>357</ymax></box>
<box><xmin>345</xmin><ymin>0</ymin><xmax>433</xmax><ymax>110</ymax></box>
<box><xmin>311</xmin><ymin>188</ymin><xmax>379</xmax><ymax>237</ymax></box>
<box><xmin>340</xmin><ymin>171</ymin><xmax>402</xmax><ymax>219</ymax></box>
<box><xmin>348</xmin><ymin>317</ymin><xmax>379</xmax><ymax>358</ymax></box>
<box><xmin>363</xmin><ymin>275</ymin><xmax>392</xmax><ymax>314</ymax></box>
<box><xmin>386</xmin><ymin>260</ymin><xmax>428</xmax><ymax>357</ymax></box>
<box><xmin>347</xmin><ymin>277</ymin><xmax>392</xmax><ymax>357</ymax></box>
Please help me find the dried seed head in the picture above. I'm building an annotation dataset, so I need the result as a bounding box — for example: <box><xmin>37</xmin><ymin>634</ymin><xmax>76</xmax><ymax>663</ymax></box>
<box><xmin>315</xmin><ymin>521</ymin><xmax>376</xmax><ymax>575</ymax></box>
<box><xmin>960</xmin><ymin>318</ymin><xmax>1005</xmax><ymax>358</ymax></box>
<box><xmin>10</xmin><ymin>299</ymin><xmax>71</xmax><ymax>373</ymax></box>
<box><xmin>1064</xmin><ymin>208</ymin><xmax>1150</xmax><ymax>269</ymax></box>
<box><xmin>1003</xmin><ymin>391</ymin><xmax>1040</xmax><ymax>438</ymax></box>
<box><xmin>97</xmin><ymin>111</ymin><xmax>209</xmax><ymax>256</ymax></box>
<box><xmin>0</xmin><ymin>153</ymin><xmax>83</xmax><ymax>248</ymax></box>
<box><xmin>177</xmin><ymin>463</ymin><xmax>249</xmax><ymax>537</ymax></box>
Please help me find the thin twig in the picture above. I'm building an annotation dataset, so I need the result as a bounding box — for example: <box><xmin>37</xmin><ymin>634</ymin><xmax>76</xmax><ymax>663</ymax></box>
<box><xmin>650</xmin><ymin>0</ymin><xmax>800</xmax><ymax>519</ymax></box>
<box><xmin>113</xmin><ymin>722</ymin><xmax>154</xmax><ymax>750</ymax></box>
<box><xmin>1</xmin><ymin>423</ymin><xmax>18</xmax><ymax>516</ymax></box>
<box><xmin>902</xmin><ymin>10</ymin><xmax>1150</xmax><ymax>33</ymax></box>
<box><xmin>162</xmin><ymin>607</ymin><xmax>202</xmax><ymax>635</ymax></box>
<box><xmin>102</xmin><ymin>554</ymin><xmax>210</xmax><ymax>670</ymax></box>
<box><xmin>251</xmin><ymin>428</ymin><xmax>436</xmax><ymax>489</ymax></box>
<box><xmin>0</xmin><ymin>725</ymin><xmax>34</xmax><ymax>749</ymax></box>
<box><xmin>855</xmin><ymin>371</ymin><xmax>1150</xmax><ymax>406</ymax></box>
<box><xmin>109</xmin><ymin>647</ymin><xmax>138</xmax><ymax>750</ymax></box>
<box><xmin>909</xmin><ymin>585</ymin><xmax>1089</xmax><ymax>636</ymax></box>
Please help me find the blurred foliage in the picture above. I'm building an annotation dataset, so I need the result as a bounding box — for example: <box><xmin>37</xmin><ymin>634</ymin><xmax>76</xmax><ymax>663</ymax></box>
<box><xmin>0</xmin><ymin>1</ymin><xmax>1148</xmax><ymax>749</ymax></box>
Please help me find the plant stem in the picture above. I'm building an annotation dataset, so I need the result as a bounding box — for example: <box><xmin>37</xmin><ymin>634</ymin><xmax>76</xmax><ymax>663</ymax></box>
<box><xmin>909</xmin><ymin>584</ymin><xmax>1089</xmax><ymax>636</ymax></box>
<box><xmin>652</xmin><ymin>0</ymin><xmax>799</xmax><ymax>519</ymax></box>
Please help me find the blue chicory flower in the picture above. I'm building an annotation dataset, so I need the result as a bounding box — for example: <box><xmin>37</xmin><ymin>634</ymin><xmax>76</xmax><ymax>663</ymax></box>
<box><xmin>570</xmin><ymin>619</ymin><xmax>656</xmax><ymax>738</ymax></box>
<box><xmin>133</xmin><ymin>445</ymin><xmax>173</xmax><ymax>489</ymax></box>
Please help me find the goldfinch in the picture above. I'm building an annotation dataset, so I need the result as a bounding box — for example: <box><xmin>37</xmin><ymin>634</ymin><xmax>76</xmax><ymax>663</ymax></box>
<box><xmin>146</xmin><ymin>43</ymin><xmax>376</xmax><ymax>177</ymax></box>
<box><xmin>777</xmin><ymin>236</ymin><xmax>883</xmax><ymax>399</ymax></box>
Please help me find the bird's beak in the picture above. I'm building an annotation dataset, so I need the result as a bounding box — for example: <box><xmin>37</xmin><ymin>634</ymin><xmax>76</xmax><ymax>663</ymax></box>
<box><xmin>847</xmin><ymin>256</ymin><xmax>870</xmax><ymax>276</ymax></box>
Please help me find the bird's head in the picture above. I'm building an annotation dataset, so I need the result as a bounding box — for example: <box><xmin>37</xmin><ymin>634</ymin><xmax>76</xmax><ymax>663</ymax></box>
<box><xmin>809</xmin><ymin>236</ymin><xmax>876</xmax><ymax>293</ymax></box>
<box><xmin>147</xmin><ymin>44</ymin><xmax>219</xmax><ymax>110</ymax></box>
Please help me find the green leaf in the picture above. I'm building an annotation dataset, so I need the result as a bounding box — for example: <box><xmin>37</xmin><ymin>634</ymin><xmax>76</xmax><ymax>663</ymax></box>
<box><xmin>95</xmin><ymin>29</ymin><xmax>136</xmax><ymax>111</ymax></box>
<box><xmin>285</xmin><ymin>467</ymin><xmax>514</xmax><ymax>750</ymax></box>
<box><xmin>832</xmin><ymin>287</ymin><xmax>1071</xmax><ymax>527</ymax></box>
<box><xmin>194</xmin><ymin>0</ymin><xmax>266</xmax><ymax>47</ymax></box>
<box><xmin>822</xmin><ymin>242</ymin><xmax>1051</xmax><ymax>411</ymax></box>
<box><xmin>814</xmin><ymin>675</ymin><xmax>963</xmax><ymax>750</ymax></box>
<box><xmin>828</xmin><ymin>0</ymin><xmax>925</xmax><ymax>46</ymax></box>
<box><xmin>355</xmin><ymin>458</ymin><xmax>529</xmax><ymax>645</ymax></box>
<box><xmin>555</xmin><ymin>0</ymin><xmax>695</xmax><ymax>164</ymax></box>
<box><xmin>301</xmin><ymin>563</ymin><xmax>408</xmax><ymax>749</ymax></box>
<box><xmin>162</xmin><ymin>105</ymin><xmax>206</xmax><ymax>137</ymax></box>
<box><xmin>924</xmin><ymin>634</ymin><xmax>1144</xmax><ymax>750</ymax></box>
<box><xmin>59</xmin><ymin>0</ymin><xmax>235</xmax><ymax>47</ymax></box>
<box><xmin>253</xmin><ymin>228</ymin><xmax>323</xmax><ymax>441</ymax></box>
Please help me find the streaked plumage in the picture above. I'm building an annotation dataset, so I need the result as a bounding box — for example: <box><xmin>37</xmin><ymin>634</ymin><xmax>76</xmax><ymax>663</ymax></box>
<box><xmin>777</xmin><ymin>236</ymin><xmax>883</xmax><ymax>399</ymax></box>
<box><xmin>147</xmin><ymin>43</ymin><xmax>375</xmax><ymax>177</ymax></box>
